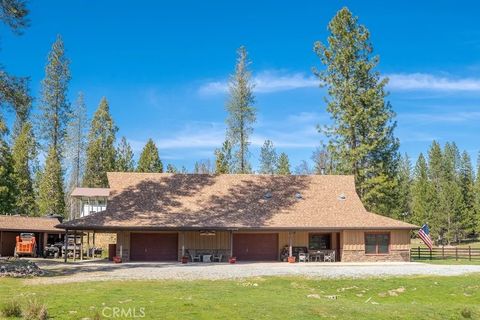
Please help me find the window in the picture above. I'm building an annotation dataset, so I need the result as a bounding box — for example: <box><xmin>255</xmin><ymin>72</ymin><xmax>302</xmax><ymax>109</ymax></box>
<box><xmin>309</xmin><ymin>234</ymin><xmax>331</xmax><ymax>250</ymax></box>
<box><xmin>365</xmin><ymin>233</ymin><xmax>389</xmax><ymax>254</ymax></box>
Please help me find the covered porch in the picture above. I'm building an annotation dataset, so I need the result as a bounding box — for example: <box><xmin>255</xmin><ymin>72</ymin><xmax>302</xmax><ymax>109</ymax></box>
<box><xmin>113</xmin><ymin>229</ymin><xmax>343</xmax><ymax>263</ymax></box>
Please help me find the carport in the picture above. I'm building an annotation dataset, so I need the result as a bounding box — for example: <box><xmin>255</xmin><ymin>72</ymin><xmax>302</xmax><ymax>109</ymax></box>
<box><xmin>0</xmin><ymin>215</ymin><xmax>63</xmax><ymax>257</ymax></box>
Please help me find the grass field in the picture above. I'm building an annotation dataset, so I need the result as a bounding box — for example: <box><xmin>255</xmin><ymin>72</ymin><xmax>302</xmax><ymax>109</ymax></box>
<box><xmin>1</xmin><ymin>275</ymin><xmax>479</xmax><ymax>319</ymax></box>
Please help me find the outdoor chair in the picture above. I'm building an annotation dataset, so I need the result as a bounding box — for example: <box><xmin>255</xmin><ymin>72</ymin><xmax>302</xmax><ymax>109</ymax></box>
<box><xmin>213</xmin><ymin>254</ymin><xmax>223</xmax><ymax>262</ymax></box>
<box><xmin>324</xmin><ymin>251</ymin><xmax>335</xmax><ymax>262</ymax></box>
<box><xmin>190</xmin><ymin>251</ymin><xmax>201</xmax><ymax>262</ymax></box>
<box><xmin>298</xmin><ymin>252</ymin><xmax>308</xmax><ymax>262</ymax></box>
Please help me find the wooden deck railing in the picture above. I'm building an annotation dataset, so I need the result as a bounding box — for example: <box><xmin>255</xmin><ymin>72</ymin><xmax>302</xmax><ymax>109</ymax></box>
<box><xmin>410</xmin><ymin>246</ymin><xmax>480</xmax><ymax>261</ymax></box>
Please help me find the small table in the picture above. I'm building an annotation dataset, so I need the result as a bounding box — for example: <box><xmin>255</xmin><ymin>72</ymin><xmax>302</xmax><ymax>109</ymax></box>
<box><xmin>202</xmin><ymin>254</ymin><xmax>212</xmax><ymax>262</ymax></box>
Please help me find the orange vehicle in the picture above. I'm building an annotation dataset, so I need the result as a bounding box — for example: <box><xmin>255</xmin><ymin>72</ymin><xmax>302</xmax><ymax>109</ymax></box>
<box><xmin>14</xmin><ymin>233</ymin><xmax>37</xmax><ymax>258</ymax></box>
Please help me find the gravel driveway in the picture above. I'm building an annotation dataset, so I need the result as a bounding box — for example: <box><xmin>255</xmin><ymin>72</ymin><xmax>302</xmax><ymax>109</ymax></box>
<box><xmin>26</xmin><ymin>260</ymin><xmax>480</xmax><ymax>284</ymax></box>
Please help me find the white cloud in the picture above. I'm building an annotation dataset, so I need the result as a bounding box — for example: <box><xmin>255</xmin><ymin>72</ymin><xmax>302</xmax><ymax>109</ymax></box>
<box><xmin>199</xmin><ymin>70</ymin><xmax>480</xmax><ymax>95</ymax></box>
<box><xmin>398</xmin><ymin>111</ymin><xmax>480</xmax><ymax>124</ymax></box>
<box><xmin>387</xmin><ymin>73</ymin><xmax>480</xmax><ymax>91</ymax></box>
<box><xmin>198</xmin><ymin>70</ymin><xmax>318</xmax><ymax>95</ymax></box>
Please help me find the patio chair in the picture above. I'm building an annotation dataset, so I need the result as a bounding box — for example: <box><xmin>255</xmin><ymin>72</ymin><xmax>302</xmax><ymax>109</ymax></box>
<box><xmin>213</xmin><ymin>253</ymin><xmax>223</xmax><ymax>262</ymax></box>
<box><xmin>324</xmin><ymin>251</ymin><xmax>335</xmax><ymax>262</ymax></box>
<box><xmin>298</xmin><ymin>252</ymin><xmax>308</xmax><ymax>262</ymax></box>
<box><xmin>190</xmin><ymin>251</ymin><xmax>201</xmax><ymax>262</ymax></box>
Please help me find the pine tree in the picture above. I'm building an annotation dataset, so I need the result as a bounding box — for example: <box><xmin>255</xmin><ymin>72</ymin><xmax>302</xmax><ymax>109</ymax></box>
<box><xmin>259</xmin><ymin>140</ymin><xmax>277</xmax><ymax>174</ymax></box>
<box><xmin>83</xmin><ymin>97</ymin><xmax>118</xmax><ymax>187</ymax></box>
<box><xmin>459</xmin><ymin>150</ymin><xmax>476</xmax><ymax>235</ymax></box>
<box><xmin>0</xmin><ymin>0</ymin><xmax>29</xmax><ymax>33</ymax></box>
<box><xmin>394</xmin><ymin>153</ymin><xmax>412</xmax><ymax>220</ymax></box>
<box><xmin>37</xmin><ymin>147</ymin><xmax>65</xmax><ymax>216</ymax></box>
<box><xmin>115</xmin><ymin>136</ymin><xmax>135</xmax><ymax>172</ymax></box>
<box><xmin>410</xmin><ymin>153</ymin><xmax>434</xmax><ymax>228</ymax></box>
<box><xmin>475</xmin><ymin>152</ymin><xmax>480</xmax><ymax>234</ymax></box>
<box><xmin>314</xmin><ymin>7</ymin><xmax>399</xmax><ymax>215</ymax></box>
<box><xmin>443</xmin><ymin>142</ymin><xmax>464</xmax><ymax>243</ymax></box>
<box><xmin>38</xmin><ymin>35</ymin><xmax>71</xmax><ymax>153</ymax></box>
<box><xmin>226</xmin><ymin>46</ymin><xmax>256</xmax><ymax>173</ymax></box>
<box><xmin>11</xmin><ymin>121</ymin><xmax>37</xmax><ymax>215</ymax></box>
<box><xmin>137</xmin><ymin>139</ymin><xmax>163</xmax><ymax>173</ymax></box>
<box><xmin>276</xmin><ymin>153</ymin><xmax>291</xmax><ymax>175</ymax></box>
<box><xmin>66</xmin><ymin>92</ymin><xmax>88</xmax><ymax>190</ymax></box>
<box><xmin>166</xmin><ymin>164</ymin><xmax>178</xmax><ymax>173</ymax></box>
<box><xmin>0</xmin><ymin>117</ymin><xmax>16</xmax><ymax>214</ymax></box>
<box><xmin>214</xmin><ymin>140</ymin><xmax>232</xmax><ymax>174</ymax></box>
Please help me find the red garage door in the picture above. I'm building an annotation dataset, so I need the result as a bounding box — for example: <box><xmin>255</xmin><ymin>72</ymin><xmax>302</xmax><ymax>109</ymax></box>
<box><xmin>130</xmin><ymin>233</ymin><xmax>178</xmax><ymax>261</ymax></box>
<box><xmin>233</xmin><ymin>233</ymin><xmax>278</xmax><ymax>261</ymax></box>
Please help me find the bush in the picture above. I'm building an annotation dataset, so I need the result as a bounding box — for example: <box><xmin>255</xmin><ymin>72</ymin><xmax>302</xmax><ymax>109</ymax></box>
<box><xmin>461</xmin><ymin>307</ymin><xmax>473</xmax><ymax>319</ymax></box>
<box><xmin>1</xmin><ymin>300</ymin><xmax>22</xmax><ymax>317</ymax></box>
<box><xmin>22</xmin><ymin>299</ymin><xmax>48</xmax><ymax>320</ymax></box>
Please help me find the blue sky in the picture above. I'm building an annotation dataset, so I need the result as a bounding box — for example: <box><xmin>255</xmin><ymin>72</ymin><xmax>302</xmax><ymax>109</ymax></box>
<box><xmin>3</xmin><ymin>1</ymin><xmax>480</xmax><ymax>171</ymax></box>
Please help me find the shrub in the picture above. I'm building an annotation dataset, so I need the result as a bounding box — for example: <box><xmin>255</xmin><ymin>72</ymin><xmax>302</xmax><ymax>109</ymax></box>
<box><xmin>1</xmin><ymin>300</ymin><xmax>22</xmax><ymax>317</ymax></box>
<box><xmin>22</xmin><ymin>299</ymin><xmax>48</xmax><ymax>320</ymax></box>
<box><xmin>461</xmin><ymin>307</ymin><xmax>473</xmax><ymax>319</ymax></box>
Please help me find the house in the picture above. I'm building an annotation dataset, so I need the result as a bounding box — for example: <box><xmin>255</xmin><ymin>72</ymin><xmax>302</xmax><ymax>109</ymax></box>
<box><xmin>58</xmin><ymin>172</ymin><xmax>417</xmax><ymax>262</ymax></box>
<box><xmin>0</xmin><ymin>215</ymin><xmax>63</xmax><ymax>257</ymax></box>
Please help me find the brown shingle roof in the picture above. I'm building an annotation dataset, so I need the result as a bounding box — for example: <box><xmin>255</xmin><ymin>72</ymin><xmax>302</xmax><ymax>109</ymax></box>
<box><xmin>70</xmin><ymin>187</ymin><xmax>110</xmax><ymax>197</ymax></box>
<box><xmin>60</xmin><ymin>172</ymin><xmax>417</xmax><ymax>231</ymax></box>
<box><xmin>0</xmin><ymin>215</ymin><xmax>63</xmax><ymax>232</ymax></box>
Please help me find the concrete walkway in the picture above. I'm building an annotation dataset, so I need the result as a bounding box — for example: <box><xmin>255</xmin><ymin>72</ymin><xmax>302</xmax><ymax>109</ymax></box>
<box><xmin>26</xmin><ymin>260</ymin><xmax>480</xmax><ymax>284</ymax></box>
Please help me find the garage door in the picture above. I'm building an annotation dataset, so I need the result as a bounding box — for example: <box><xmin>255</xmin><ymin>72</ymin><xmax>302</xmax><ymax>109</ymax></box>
<box><xmin>0</xmin><ymin>232</ymin><xmax>18</xmax><ymax>256</ymax></box>
<box><xmin>233</xmin><ymin>233</ymin><xmax>278</xmax><ymax>261</ymax></box>
<box><xmin>130</xmin><ymin>233</ymin><xmax>178</xmax><ymax>261</ymax></box>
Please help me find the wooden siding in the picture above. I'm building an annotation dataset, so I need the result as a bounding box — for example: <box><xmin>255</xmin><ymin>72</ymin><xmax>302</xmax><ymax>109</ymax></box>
<box><xmin>116</xmin><ymin>231</ymin><xmax>131</xmax><ymax>261</ymax></box>
<box><xmin>182</xmin><ymin>231</ymin><xmax>230</xmax><ymax>250</ymax></box>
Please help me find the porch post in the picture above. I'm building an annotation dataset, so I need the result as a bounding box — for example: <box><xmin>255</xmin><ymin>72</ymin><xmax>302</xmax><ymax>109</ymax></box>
<box><xmin>230</xmin><ymin>230</ymin><xmax>233</xmax><ymax>257</ymax></box>
<box><xmin>73</xmin><ymin>230</ymin><xmax>77</xmax><ymax>262</ymax></box>
<box><xmin>288</xmin><ymin>232</ymin><xmax>293</xmax><ymax>257</ymax></box>
<box><xmin>0</xmin><ymin>231</ymin><xmax>3</xmax><ymax>256</ymax></box>
<box><xmin>86</xmin><ymin>232</ymin><xmax>90</xmax><ymax>258</ymax></box>
<box><xmin>80</xmin><ymin>232</ymin><xmax>84</xmax><ymax>261</ymax></box>
<box><xmin>64</xmin><ymin>229</ymin><xmax>68</xmax><ymax>263</ymax></box>
<box><xmin>181</xmin><ymin>232</ymin><xmax>185</xmax><ymax>257</ymax></box>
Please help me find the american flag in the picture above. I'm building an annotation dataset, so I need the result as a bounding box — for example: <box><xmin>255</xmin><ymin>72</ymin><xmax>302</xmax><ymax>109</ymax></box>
<box><xmin>418</xmin><ymin>224</ymin><xmax>433</xmax><ymax>250</ymax></box>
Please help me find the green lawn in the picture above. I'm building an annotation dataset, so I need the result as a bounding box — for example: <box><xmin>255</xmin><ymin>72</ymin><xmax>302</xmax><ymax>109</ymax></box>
<box><xmin>1</xmin><ymin>275</ymin><xmax>479</xmax><ymax>319</ymax></box>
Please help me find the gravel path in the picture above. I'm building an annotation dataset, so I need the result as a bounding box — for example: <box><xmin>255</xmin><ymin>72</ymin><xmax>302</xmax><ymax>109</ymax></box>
<box><xmin>26</xmin><ymin>261</ymin><xmax>480</xmax><ymax>284</ymax></box>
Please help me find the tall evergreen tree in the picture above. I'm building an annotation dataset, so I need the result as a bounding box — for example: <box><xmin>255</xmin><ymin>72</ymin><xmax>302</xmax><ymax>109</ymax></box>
<box><xmin>314</xmin><ymin>7</ymin><xmax>399</xmax><ymax>215</ymax></box>
<box><xmin>214</xmin><ymin>140</ymin><xmax>232</xmax><ymax>174</ymax></box>
<box><xmin>37</xmin><ymin>147</ymin><xmax>65</xmax><ymax>216</ymax></box>
<box><xmin>115</xmin><ymin>136</ymin><xmax>135</xmax><ymax>172</ymax></box>
<box><xmin>276</xmin><ymin>152</ymin><xmax>291</xmax><ymax>175</ymax></box>
<box><xmin>83</xmin><ymin>97</ymin><xmax>118</xmax><ymax>187</ymax></box>
<box><xmin>411</xmin><ymin>153</ymin><xmax>434</xmax><ymax>228</ymax></box>
<box><xmin>475</xmin><ymin>152</ymin><xmax>480</xmax><ymax>234</ymax></box>
<box><xmin>259</xmin><ymin>140</ymin><xmax>277</xmax><ymax>174</ymax></box>
<box><xmin>11</xmin><ymin>121</ymin><xmax>36</xmax><ymax>215</ymax></box>
<box><xmin>394</xmin><ymin>153</ymin><xmax>412</xmax><ymax>220</ymax></box>
<box><xmin>66</xmin><ymin>92</ymin><xmax>88</xmax><ymax>190</ymax></box>
<box><xmin>226</xmin><ymin>46</ymin><xmax>256</xmax><ymax>173</ymax></box>
<box><xmin>38</xmin><ymin>35</ymin><xmax>71</xmax><ymax>153</ymax></box>
<box><xmin>137</xmin><ymin>139</ymin><xmax>163</xmax><ymax>173</ymax></box>
<box><xmin>443</xmin><ymin>142</ymin><xmax>464</xmax><ymax>243</ymax></box>
<box><xmin>459</xmin><ymin>150</ymin><xmax>476</xmax><ymax>235</ymax></box>
<box><xmin>0</xmin><ymin>117</ymin><xmax>16</xmax><ymax>214</ymax></box>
